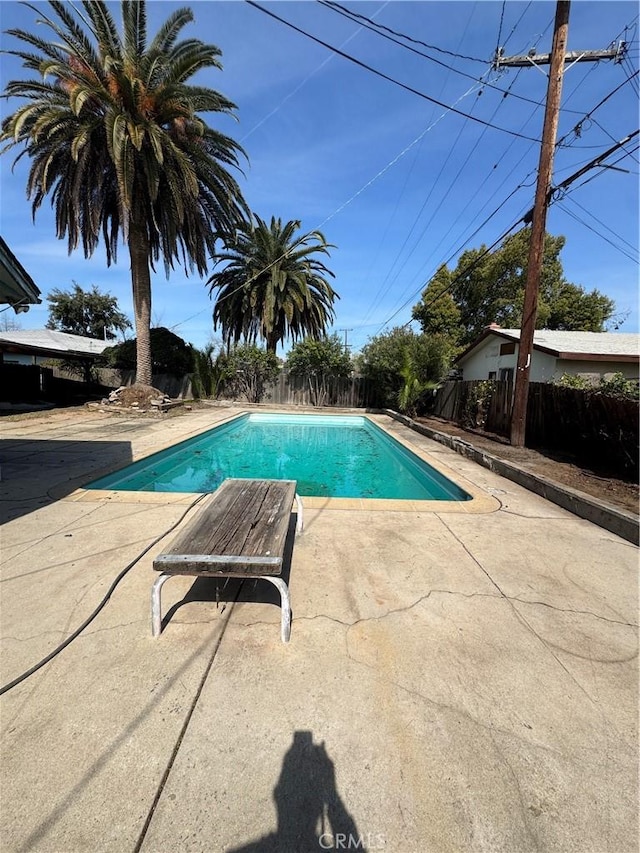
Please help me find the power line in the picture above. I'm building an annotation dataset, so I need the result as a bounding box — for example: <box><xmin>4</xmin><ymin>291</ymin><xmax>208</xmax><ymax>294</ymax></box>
<box><xmin>318</xmin><ymin>0</ymin><xmax>585</xmax><ymax>115</ymax></box>
<box><xmin>500</xmin><ymin>2</ymin><xmax>534</xmax><ymax>51</ymax></box>
<box><xmin>357</xmin><ymin>77</ymin><xmax>492</xmax><ymax>328</ymax></box>
<box><xmin>321</xmin><ymin>0</ymin><xmax>487</xmax><ymax>63</ymax></box>
<box><xmin>239</xmin><ymin>1</ymin><xmax>391</xmax><ymax>143</ymax></box>
<box><xmin>373</xmin><ymin>132</ymin><xmax>639</xmax><ymax>335</ymax></box>
<box><xmin>375</xmin><ymin>207</ymin><xmax>530</xmax><ymax>333</ymax></box>
<box><xmin>557</xmin><ymin>69</ymin><xmax>640</xmax><ymax>148</ymax></box>
<box><xmin>245</xmin><ymin>0</ymin><xmax>541</xmax><ymax>142</ymax></box>
<box><xmin>557</xmin><ymin>197</ymin><xmax>637</xmax><ymax>262</ymax></box>
<box><xmin>495</xmin><ymin>1</ymin><xmax>506</xmax><ymax>56</ymax></box>
<box><xmin>357</xmin><ymin>11</ymin><xmax>489</xmax><ymax>329</ymax></box>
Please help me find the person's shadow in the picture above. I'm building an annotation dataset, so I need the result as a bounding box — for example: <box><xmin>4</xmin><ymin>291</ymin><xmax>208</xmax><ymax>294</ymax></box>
<box><xmin>230</xmin><ymin>730</ymin><xmax>364</xmax><ymax>852</ymax></box>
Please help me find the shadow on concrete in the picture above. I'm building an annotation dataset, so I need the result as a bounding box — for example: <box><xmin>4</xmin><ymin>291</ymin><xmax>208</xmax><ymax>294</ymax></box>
<box><xmin>229</xmin><ymin>731</ymin><xmax>363</xmax><ymax>853</ymax></box>
<box><xmin>0</xmin><ymin>438</ymin><xmax>133</xmax><ymax>524</ymax></box>
<box><xmin>162</xmin><ymin>515</ymin><xmax>299</xmax><ymax>633</ymax></box>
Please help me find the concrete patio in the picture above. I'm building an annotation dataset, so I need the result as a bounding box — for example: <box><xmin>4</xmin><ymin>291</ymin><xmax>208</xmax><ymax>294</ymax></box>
<box><xmin>0</xmin><ymin>405</ymin><xmax>637</xmax><ymax>852</ymax></box>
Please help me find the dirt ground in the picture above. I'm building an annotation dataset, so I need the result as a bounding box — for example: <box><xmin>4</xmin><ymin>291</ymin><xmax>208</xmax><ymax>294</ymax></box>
<box><xmin>416</xmin><ymin>415</ymin><xmax>639</xmax><ymax>516</ymax></box>
<box><xmin>1</xmin><ymin>403</ymin><xmax>637</xmax><ymax>517</ymax></box>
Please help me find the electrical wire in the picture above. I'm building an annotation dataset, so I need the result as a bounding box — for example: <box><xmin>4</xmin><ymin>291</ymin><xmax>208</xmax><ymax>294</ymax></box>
<box><xmin>500</xmin><ymin>2</ymin><xmax>533</xmax><ymax>51</ymax></box>
<box><xmin>495</xmin><ymin>1</ymin><xmax>506</xmax><ymax>56</ymax></box>
<box><xmin>357</xmin><ymin>8</ymin><xmax>487</xmax><ymax>328</ymax></box>
<box><xmin>375</xmin><ymin>209</ymin><xmax>529</xmax><ymax>333</ymax></box>
<box><xmin>207</xmin><ymin>70</ymin><xmax>490</xmax><ymax>321</ymax></box>
<box><xmin>356</xmin><ymin>15</ymin><xmax>552</xmax><ymax>329</ymax></box>
<box><xmin>559</xmin><ymin>194</ymin><xmax>638</xmax><ymax>255</ymax></box>
<box><xmin>557</xmin><ymin>200</ymin><xmax>638</xmax><ymax>263</ymax></box>
<box><xmin>321</xmin><ymin>0</ymin><xmax>487</xmax><ymax>63</ymax></box>
<box><xmin>557</xmin><ymin>69</ymin><xmax>640</xmax><ymax>149</ymax></box>
<box><xmin>239</xmin><ymin>1</ymin><xmax>390</xmax><ymax>144</ymax></box>
<box><xmin>0</xmin><ymin>493</ymin><xmax>209</xmax><ymax>696</ymax></box>
<box><xmin>362</xmin><ymin>28</ymin><xmax>638</xmax><ymax>331</ymax></box>
<box><xmin>364</xmin><ymin>67</ymin><xmax>531</xmax><ymax>320</ymax></box>
<box><xmin>245</xmin><ymin>0</ymin><xmax>541</xmax><ymax>142</ymax></box>
<box><xmin>357</xmin><ymin>76</ymin><xmax>490</xmax><ymax>328</ymax></box>
<box><xmin>378</xmin><ymin>135</ymin><xmax>639</xmax><ymax>334</ymax></box>
<box><xmin>317</xmin><ymin>0</ymin><xmax>584</xmax><ymax>114</ymax></box>
<box><xmin>359</xmin><ymin>14</ymin><xmax>563</xmax><ymax>329</ymax></box>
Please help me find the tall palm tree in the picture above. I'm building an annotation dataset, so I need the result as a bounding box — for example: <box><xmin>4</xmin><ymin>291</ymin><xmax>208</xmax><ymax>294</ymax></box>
<box><xmin>209</xmin><ymin>215</ymin><xmax>338</xmax><ymax>353</ymax></box>
<box><xmin>1</xmin><ymin>1</ymin><xmax>248</xmax><ymax>386</ymax></box>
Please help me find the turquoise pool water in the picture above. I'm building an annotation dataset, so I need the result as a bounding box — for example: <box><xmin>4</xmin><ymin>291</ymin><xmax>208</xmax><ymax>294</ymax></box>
<box><xmin>86</xmin><ymin>414</ymin><xmax>471</xmax><ymax>501</ymax></box>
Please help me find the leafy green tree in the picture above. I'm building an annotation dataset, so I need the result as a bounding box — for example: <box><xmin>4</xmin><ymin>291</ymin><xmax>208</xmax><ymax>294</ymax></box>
<box><xmin>287</xmin><ymin>334</ymin><xmax>352</xmax><ymax>406</ymax></box>
<box><xmin>411</xmin><ymin>265</ymin><xmax>462</xmax><ymax>343</ymax></box>
<box><xmin>222</xmin><ymin>344</ymin><xmax>280</xmax><ymax>403</ymax></box>
<box><xmin>412</xmin><ymin>229</ymin><xmax>615</xmax><ymax>345</ymax></box>
<box><xmin>544</xmin><ymin>281</ymin><xmax>615</xmax><ymax>331</ymax></box>
<box><xmin>359</xmin><ymin>327</ymin><xmax>455</xmax><ymax>409</ymax></box>
<box><xmin>2</xmin><ymin>1</ymin><xmax>248</xmax><ymax>387</ymax></box>
<box><xmin>209</xmin><ymin>215</ymin><xmax>338</xmax><ymax>352</ymax></box>
<box><xmin>46</xmin><ymin>283</ymin><xmax>131</xmax><ymax>340</ymax></box>
<box><xmin>102</xmin><ymin>327</ymin><xmax>193</xmax><ymax>377</ymax></box>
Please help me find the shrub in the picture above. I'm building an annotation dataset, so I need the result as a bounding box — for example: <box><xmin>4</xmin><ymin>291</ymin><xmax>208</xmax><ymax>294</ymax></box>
<box><xmin>102</xmin><ymin>327</ymin><xmax>194</xmax><ymax>377</ymax></box>
<box><xmin>223</xmin><ymin>345</ymin><xmax>280</xmax><ymax>403</ymax></box>
<box><xmin>287</xmin><ymin>335</ymin><xmax>352</xmax><ymax>406</ymax></box>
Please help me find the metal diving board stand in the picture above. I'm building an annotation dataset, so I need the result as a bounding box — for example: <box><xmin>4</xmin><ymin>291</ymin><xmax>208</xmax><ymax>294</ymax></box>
<box><xmin>152</xmin><ymin>478</ymin><xmax>303</xmax><ymax>643</ymax></box>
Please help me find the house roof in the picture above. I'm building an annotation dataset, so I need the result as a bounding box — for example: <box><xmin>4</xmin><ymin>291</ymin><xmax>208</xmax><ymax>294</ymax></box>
<box><xmin>456</xmin><ymin>328</ymin><xmax>640</xmax><ymax>364</ymax></box>
<box><xmin>0</xmin><ymin>329</ymin><xmax>109</xmax><ymax>360</ymax></box>
<box><xmin>0</xmin><ymin>236</ymin><xmax>42</xmax><ymax>311</ymax></box>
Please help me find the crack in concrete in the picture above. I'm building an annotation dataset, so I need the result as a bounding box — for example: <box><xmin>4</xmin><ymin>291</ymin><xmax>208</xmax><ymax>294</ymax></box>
<box><xmin>509</xmin><ymin>596</ymin><xmax>638</xmax><ymax>628</ymax></box>
<box><xmin>436</xmin><ymin>515</ymin><xmax>635</xmax><ymax>745</ymax></box>
<box><xmin>500</xmin><ymin>509</ymin><xmax>570</xmax><ymax>520</ymax></box>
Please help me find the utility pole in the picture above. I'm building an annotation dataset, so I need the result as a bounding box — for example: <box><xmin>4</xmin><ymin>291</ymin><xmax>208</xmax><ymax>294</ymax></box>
<box><xmin>504</xmin><ymin>3</ymin><xmax>630</xmax><ymax>446</ymax></box>
<box><xmin>337</xmin><ymin>328</ymin><xmax>352</xmax><ymax>353</ymax></box>
<box><xmin>509</xmin><ymin>1</ymin><xmax>570</xmax><ymax>447</ymax></box>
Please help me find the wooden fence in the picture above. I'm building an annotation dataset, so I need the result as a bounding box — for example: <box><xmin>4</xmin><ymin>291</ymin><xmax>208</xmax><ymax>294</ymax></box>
<box><xmin>95</xmin><ymin>367</ymin><xmax>373</xmax><ymax>408</ymax></box>
<box><xmin>431</xmin><ymin>379</ymin><xmax>639</xmax><ymax>478</ymax></box>
<box><xmin>260</xmin><ymin>371</ymin><xmax>375</xmax><ymax>408</ymax></box>
<box><xmin>432</xmin><ymin>380</ymin><xmax>513</xmax><ymax>435</ymax></box>
<box><xmin>526</xmin><ymin>382</ymin><xmax>638</xmax><ymax>477</ymax></box>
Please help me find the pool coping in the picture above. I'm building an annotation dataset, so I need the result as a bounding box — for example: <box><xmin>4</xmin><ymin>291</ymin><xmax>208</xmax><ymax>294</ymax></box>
<box><xmin>65</xmin><ymin>409</ymin><xmax>501</xmax><ymax>514</ymax></box>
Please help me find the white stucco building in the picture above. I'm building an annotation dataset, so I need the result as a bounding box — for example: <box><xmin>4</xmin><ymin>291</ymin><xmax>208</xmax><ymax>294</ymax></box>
<box><xmin>455</xmin><ymin>327</ymin><xmax>639</xmax><ymax>384</ymax></box>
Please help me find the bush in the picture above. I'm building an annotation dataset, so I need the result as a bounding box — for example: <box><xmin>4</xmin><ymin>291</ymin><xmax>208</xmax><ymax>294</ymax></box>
<box><xmin>597</xmin><ymin>372</ymin><xmax>639</xmax><ymax>401</ymax></box>
<box><xmin>554</xmin><ymin>371</ymin><xmax>639</xmax><ymax>401</ymax></box>
<box><xmin>223</xmin><ymin>345</ymin><xmax>280</xmax><ymax>403</ymax></box>
<box><xmin>190</xmin><ymin>343</ymin><xmax>235</xmax><ymax>399</ymax></box>
<box><xmin>102</xmin><ymin>327</ymin><xmax>194</xmax><ymax>377</ymax></box>
<box><xmin>360</xmin><ymin>327</ymin><xmax>455</xmax><ymax>410</ymax></box>
<box><xmin>287</xmin><ymin>335</ymin><xmax>352</xmax><ymax>406</ymax></box>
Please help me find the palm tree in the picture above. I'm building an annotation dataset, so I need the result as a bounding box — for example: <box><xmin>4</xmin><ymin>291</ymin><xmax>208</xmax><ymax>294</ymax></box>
<box><xmin>1</xmin><ymin>1</ymin><xmax>248</xmax><ymax>386</ymax></box>
<box><xmin>209</xmin><ymin>215</ymin><xmax>338</xmax><ymax>352</ymax></box>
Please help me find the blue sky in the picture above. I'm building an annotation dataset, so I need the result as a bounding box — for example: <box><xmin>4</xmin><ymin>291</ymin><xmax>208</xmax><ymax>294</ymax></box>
<box><xmin>1</xmin><ymin>0</ymin><xmax>638</xmax><ymax>355</ymax></box>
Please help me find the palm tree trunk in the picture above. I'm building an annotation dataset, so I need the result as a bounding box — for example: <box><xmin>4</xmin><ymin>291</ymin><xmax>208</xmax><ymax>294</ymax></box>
<box><xmin>128</xmin><ymin>224</ymin><xmax>153</xmax><ymax>387</ymax></box>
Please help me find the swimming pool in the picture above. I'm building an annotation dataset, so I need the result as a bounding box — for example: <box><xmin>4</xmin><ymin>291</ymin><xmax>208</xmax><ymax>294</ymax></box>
<box><xmin>86</xmin><ymin>413</ymin><xmax>471</xmax><ymax>501</ymax></box>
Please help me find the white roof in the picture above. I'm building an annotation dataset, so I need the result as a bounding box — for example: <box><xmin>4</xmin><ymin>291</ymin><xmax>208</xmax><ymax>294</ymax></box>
<box><xmin>496</xmin><ymin>329</ymin><xmax>639</xmax><ymax>357</ymax></box>
<box><xmin>0</xmin><ymin>329</ymin><xmax>109</xmax><ymax>356</ymax></box>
